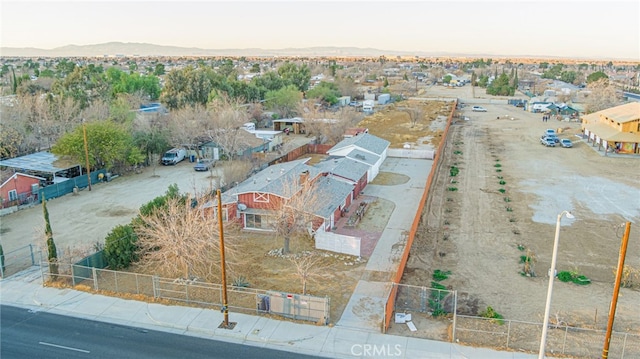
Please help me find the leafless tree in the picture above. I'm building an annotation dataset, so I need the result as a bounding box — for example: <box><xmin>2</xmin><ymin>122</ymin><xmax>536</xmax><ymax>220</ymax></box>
<box><xmin>584</xmin><ymin>79</ymin><xmax>621</xmax><ymax>113</ymax></box>
<box><xmin>204</xmin><ymin>96</ymin><xmax>252</xmax><ymax>160</ymax></box>
<box><xmin>399</xmin><ymin>104</ymin><xmax>424</xmax><ymax>128</ymax></box>
<box><xmin>288</xmin><ymin>252</ymin><xmax>330</xmax><ymax>295</ymax></box>
<box><xmin>220</xmin><ymin>159</ymin><xmax>253</xmax><ymax>189</ymax></box>
<box><xmin>167</xmin><ymin>104</ymin><xmax>209</xmax><ymax>151</ymax></box>
<box><xmin>271</xmin><ymin>174</ymin><xmax>324</xmax><ymax>254</ymax></box>
<box><xmin>134</xmin><ymin>195</ymin><xmax>241</xmax><ymax>280</ymax></box>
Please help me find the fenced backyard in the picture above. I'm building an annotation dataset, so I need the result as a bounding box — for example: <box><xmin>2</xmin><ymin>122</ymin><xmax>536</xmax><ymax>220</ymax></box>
<box><xmin>40</xmin><ymin>262</ymin><xmax>330</xmax><ymax>325</ymax></box>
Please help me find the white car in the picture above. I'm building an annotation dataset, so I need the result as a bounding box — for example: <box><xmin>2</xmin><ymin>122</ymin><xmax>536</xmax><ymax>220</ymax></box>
<box><xmin>472</xmin><ymin>106</ymin><xmax>487</xmax><ymax>112</ymax></box>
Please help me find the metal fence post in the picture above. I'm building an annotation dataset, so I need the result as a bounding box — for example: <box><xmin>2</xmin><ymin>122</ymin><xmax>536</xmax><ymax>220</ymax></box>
<box><xmin>152</xmin><ymin>275</ymin><xmax>158</xmax><ymax>298</ymax></box>
<box><xmin>72</xmin><ymin>264</ymin><xmax>77</xmax><ymax>286</ymax></box>
<box><xmin>29</xmin><ymin>244</ymin><xmax>35</xmax><ymax>265</ymax></box>
<box><xmin>91</xmin><ymin>267</ymin><xmax>97</xmax><ymax>290</ymax></box>
<box><xmin>452</xmin><ymin>290</ymin><xmax>458</xmax><ymax>343</ymax></box>
<box><xmin>506</xmin><ymin>320</ymin><xmax>511</xmax><ymax>349</ymax></box>
<box><xmin>185</xmin><ymin>283</ymin><xmax>189</xmax><ymax>303</ymax></box>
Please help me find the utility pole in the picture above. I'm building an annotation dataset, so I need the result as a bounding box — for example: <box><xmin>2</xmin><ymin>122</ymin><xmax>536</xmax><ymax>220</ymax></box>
<box><xmin>216</xmin><ymin>189</ymin><xmax>234</xmax><ymax>329</ymax></box>
<box><xmin>602</xmin><ymin>222</ymin><xmax>632</xmax><ymax>359</ymax></box>
<box><xmin>82</xmin><ymin>120</ymin><xmax>92</xmax><ymax>191</ymax></box>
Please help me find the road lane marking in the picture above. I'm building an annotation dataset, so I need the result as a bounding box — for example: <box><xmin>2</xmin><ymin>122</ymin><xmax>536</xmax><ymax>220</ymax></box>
<box><xmin>39</xmin><ymin>342</ymin><xmax>90</xmax><ymax>353</ymax></box>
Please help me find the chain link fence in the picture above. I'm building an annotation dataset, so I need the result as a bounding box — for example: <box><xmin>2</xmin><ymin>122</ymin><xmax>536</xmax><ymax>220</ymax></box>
<box><xmin>388</xmin><ymin>283</ymin><xmax>639</xmax><ymax>359</ymax></box>
<box><xmin>0</xmin><ymin>245</ymin><xmax>40</xmax><ymax>279</ymax></box>
<box><xmin>40</xmin><ymin>262</ymin><xmax>330</xmax><ymax>325</ymax></box>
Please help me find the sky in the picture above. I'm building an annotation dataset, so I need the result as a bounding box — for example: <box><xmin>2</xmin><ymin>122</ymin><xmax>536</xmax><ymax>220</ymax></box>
<box><xmin>1</xmin><ymin>0</ymin><xmax>639</xmax><ymax>60</ymax></box>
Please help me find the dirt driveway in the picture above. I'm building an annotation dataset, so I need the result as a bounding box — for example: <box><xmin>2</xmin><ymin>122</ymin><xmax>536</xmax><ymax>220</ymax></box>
<box><xmin>398</xmin><ymin>96</ymin><xmax>640</xmax><ymax>340</ymax></box>
<box><xmin>0</xmin><ymin>160</ymin><xmax>222</xmax><ymax>256</ymax></box>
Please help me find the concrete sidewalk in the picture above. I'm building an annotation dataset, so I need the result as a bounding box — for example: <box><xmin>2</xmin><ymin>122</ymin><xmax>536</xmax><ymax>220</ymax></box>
<box><xmin>1</xmin><ymin>267</ymin><xmax>536</xmax><ymax>359</ymax></box>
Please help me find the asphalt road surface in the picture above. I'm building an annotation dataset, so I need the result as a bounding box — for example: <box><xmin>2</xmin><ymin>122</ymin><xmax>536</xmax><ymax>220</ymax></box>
<box><xmin>0</xmin><ymin>305</ymin><xmax>323</xmax><ymax>359</ymax></box>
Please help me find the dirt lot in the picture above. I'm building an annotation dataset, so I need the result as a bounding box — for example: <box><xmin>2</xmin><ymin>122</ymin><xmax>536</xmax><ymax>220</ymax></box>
<box><xmin>388</xmin><ymin>89</ymin><xmax>640</xmax><ymax>344</ymax></box>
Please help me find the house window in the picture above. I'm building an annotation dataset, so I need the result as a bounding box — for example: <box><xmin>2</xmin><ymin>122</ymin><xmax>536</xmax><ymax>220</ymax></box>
<box><xmin>253</xmin><ymin>192</ymin><xmax>269</xmax><ymax>203</ymax></box>
<box><xmin>245</xmin><ymin>214</ymin><xmax>274</xmax><ymax>230</ymax></box>
<box><xmin>213</xmin><ymin>208</ymin><xmax>228</xmax><ymax>221</ymax></box>
<box><xmin>8</xmin><ymin>190</ymin><xmax>18</xmax><ymax>201</ymax></box>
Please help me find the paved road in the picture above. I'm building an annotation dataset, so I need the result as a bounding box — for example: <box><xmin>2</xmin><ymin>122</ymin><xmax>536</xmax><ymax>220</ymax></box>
<box><xmin>0</xmin><ymin>305</ymin><xmax>321</xmax><ymax>359</ymax></box>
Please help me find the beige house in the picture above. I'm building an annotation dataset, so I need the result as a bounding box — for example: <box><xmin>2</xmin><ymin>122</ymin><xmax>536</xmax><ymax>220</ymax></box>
<box><xmin>581</xmin><ymin>102</ymin><xmax>640</xmax><ymax>155</ymax></box>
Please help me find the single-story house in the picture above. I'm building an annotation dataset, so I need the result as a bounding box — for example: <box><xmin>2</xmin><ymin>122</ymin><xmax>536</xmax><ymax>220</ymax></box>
<box><xmin>581</xmin><ymin>102</ymin><xmax>640</xmax><ymax>155</ymax></box>
<box><xmin>0</xmin><ymin>172</ymin><xmax>44</xmax><ymax>208</ymax></box>
<box><xmin>326</xmin><ymin>133</ymin><xmax>390</xmax><ymax>182</ymax></box>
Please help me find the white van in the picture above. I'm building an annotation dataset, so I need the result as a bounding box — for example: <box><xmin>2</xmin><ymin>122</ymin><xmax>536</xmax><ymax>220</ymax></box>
<box><xmin>161</xmin><ymin>148</ymin><xmax>187</xmax><ymax>165</ymax></box>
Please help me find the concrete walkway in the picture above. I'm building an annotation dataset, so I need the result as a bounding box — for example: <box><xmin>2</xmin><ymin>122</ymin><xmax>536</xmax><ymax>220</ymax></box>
<box><xmin>336</xmin><ymin>158</ymin><xmax>431</xmax><ymax>332</ymax></box>
<box><xmin>1</xmin><ymin>267</ymin><xmax>537</xmax><ymax>359</ymax></box>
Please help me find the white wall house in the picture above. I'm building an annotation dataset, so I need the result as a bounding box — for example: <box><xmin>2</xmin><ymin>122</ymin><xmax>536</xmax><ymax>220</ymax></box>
<box><xmin>326</xmin><ymin>133</ymin><xmax>390</xmax><ymax>182</ymax></box>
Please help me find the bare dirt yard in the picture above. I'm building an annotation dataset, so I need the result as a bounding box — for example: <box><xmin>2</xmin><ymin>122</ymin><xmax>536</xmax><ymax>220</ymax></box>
<box><xmin>386</xmin><ymin>90</ymin><xmax>640</xmax><ymax>353</ymax></box>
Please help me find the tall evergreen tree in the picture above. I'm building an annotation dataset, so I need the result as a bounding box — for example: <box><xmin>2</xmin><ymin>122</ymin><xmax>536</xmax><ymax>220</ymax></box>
<box><xmin>43</xmin><ymin>196</ymin><xmax>58</xmax><ymax>278</ymax></box>
<box><xmin>11</xmin><ymin>67</ymin><xmax>18</xmax><ymax>94</ymax></box>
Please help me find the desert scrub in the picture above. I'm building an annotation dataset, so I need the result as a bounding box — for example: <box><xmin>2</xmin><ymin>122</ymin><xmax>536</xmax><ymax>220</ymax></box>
<box><xmin>480</xmin><ymin>306</ymin><xmax>504</xmax><ymax>325</ymax></box>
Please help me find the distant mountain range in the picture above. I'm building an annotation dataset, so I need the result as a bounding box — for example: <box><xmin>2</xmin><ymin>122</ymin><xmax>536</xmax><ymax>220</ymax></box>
<box><xmin>0</xmin><ymin>41</ymin><xmax>515</xmax><ymax>58</ymax></box>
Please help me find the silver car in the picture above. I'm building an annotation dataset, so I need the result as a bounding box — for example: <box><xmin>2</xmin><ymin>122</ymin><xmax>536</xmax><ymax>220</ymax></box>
<box><xmin>194</xmin><ymin>158</ymin><xmax>216</xmax><ymax>171</ymax></box>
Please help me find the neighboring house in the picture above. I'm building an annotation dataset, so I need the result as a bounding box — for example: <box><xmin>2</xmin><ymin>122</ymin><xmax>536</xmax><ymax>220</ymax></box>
<box><xmin>326</xmin><ymin>133</ymin><xmax>390</xmax><ymax>182</ymax></box>
<box><xmin>546</xmin><ymin>103</ymin><xmax>580</xmax><ymax>117</ymax></box>
<box><xmin>529</xmin><ymin>101</ymin><xmax>553</xmax><ymax>113</ymax></box>
<box><xmin>244</xmin><ymin>129</ymin><xmax>283</xmax><ymax>152</ymax></box>
<box><xmin>581</xmin><ymin>102</ymin><xmax>640</xmax><ymax>155</ymax></box>
<box><xmin>0</xmin><ymin>172</ymin><xmax>44</xmax><ymax>209</ymax></box>
<box><xmin>201</xmin><ymin>130</ymin><xmax>269</xmax><ymax>160</ymax></box>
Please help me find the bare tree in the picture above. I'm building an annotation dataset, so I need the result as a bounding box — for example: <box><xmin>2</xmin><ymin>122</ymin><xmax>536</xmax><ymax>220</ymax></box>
<box><xmin>220</xmin><ymin>159</ymin><xmax>253</xmax><ymax>189</ymax></box>
<box><xmin>288</xmin><ymin>252</ymin><xmax>330</xmax><ymax>295</ymax></box>
<box><xmin>204</xmin><ymin>96</ymin><xmax>252</xmax><ymax>160</ymax></box>
<box><xmin>399</xmin><ymin>104</ymin><xmax>424</xmax><ymax>128</ymax></box>
<box><xmin>134</xmin><ymin>195</ymin><xmax>241</xmax><ymax>280</ymax></box>
<box><xmin>584</xmin><ymin>79</ymin><xmax>621</xmax><ymax>113</ymax></box>
<box><xmin>167</xmin><ymin>104</ymin><xmax>210</xmax><ymax>156</ymax></box>
<box><xmin>271</xmin><ymin>174</ymin><xmax>323</xmax><ymax>254</ymax></box>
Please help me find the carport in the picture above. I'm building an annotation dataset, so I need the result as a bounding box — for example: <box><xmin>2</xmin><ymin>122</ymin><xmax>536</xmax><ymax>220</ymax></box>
<box><xmin>0</xmin><ymin>151</ymin><xmax>82</xmax><ymax>184</ymax></box>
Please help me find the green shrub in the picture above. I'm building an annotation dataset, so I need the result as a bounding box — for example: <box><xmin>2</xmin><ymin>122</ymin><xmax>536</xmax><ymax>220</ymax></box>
<box><xmin>499</xmin><ymin>180</ymin><xmax>506</xmax><ymax>185</ymax></box>
<box><xmin>450</xmin><ymin>166</ymin><xmax>460</xmax><ymax>177</ymax></box>
<box><xmin>433</xmin><ymin>269</ymin><xmax>451</xmax><ymax>282</ymax></box>
<box><xmin>431</xmin><ymin>281</ymin><xmax>447</xmax><ymax>290</ymax></box>
<box><xmin>447</xmin><ymin>187</ymin><xmax>458</xmax><ymax>191</ymax></box>
<box><xmin>496</xmin><ymin>169</ymin><xmax>502</xmax><ymax>173</ymax></box>
<box><xmin>520</xmin><ymin>255</ymin><xmax>532</xmax><ymax>263</ymax></box>
<box><xmin>480</xmin><ymin>306</ymin><xmax>504</xmax><ymax>325</ymax></box>
<box><xmin>104</xmin><ymin>224</ymin><xmax>138</xmax><ymax>269</ymax></box>
<box><xmin>557</xmin><ymin>271</ymin><xmax>573</xmax><ymax>282</ymax></box>
<box><xmin>504</xmin><ymin>197</ymin><xmax>511</xmax><ymax>202</ymax></box>
<box><xmin>506</xmin><ymin>207</ymin><xmax>513</xmax><ymax>212</ymax></box>
<box><xmin>517</xmin><ymin>244</ymin><xmax>525</xmax><ymax>251</ymax></box>
<box><xmin>494</xmin><ymin>163</ymin><xmax>502</xmax><ymax>168</ymax></box>
<box><xmin>498</xmin><ymin>188</ymin><xmax>506</xmax><ymax>193</ymax></box>
<box><xmin>453</xmin><ymin>150</ymin><xmax>463</xmax><ymax>155</ymax></box>
<box><xmin>573</xmin><ymin>275</ymin><xmax>591</xmax><ymax>285</ymax></box>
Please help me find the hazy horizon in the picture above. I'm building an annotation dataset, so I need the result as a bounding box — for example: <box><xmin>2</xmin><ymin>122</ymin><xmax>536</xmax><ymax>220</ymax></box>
<box><xmin>2</xmin><ymin>0</ymin><xmax>639</xmax><ymax>60</ymax></box>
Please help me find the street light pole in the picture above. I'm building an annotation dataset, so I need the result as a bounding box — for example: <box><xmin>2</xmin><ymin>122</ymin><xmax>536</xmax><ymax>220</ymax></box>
<box><xmin>82</xmin><ymin>120</ymin><xmax>92</xmax><ymax>191</ymax></box>
<box><xmin>538</xmin><ymin>210</ymin><xmax>573</xmax><ymax>359</ymax></box>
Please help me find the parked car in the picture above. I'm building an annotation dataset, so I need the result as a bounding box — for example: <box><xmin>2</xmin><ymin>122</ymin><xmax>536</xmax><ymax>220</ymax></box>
<box><xmin>194</xmin><ymin>158</ymin><xmax>216</xmax><ymax>171</ymax></box>
<box><xmin>543</xmin><ymin>134</ymin><xmax>560</xmax><ymax>143</ymax></box>
<box><xmin>472</xmin><ymin>106</ymin><xmax>487</xmax><ymax>112</ymax></box>
<box><xmin>545</xmin><ymin>129</ymin><xmax>556</xmax><ymax>136</ymax></box>
<box><xmin>540</xmin><ymin>136</ymin><xmax>556</xmax><ymax>147</ymax></box>
<box><xmin>560</xmin><ymin>139</ymin><xmax>573</xmax><ymax>148</ymax></box>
